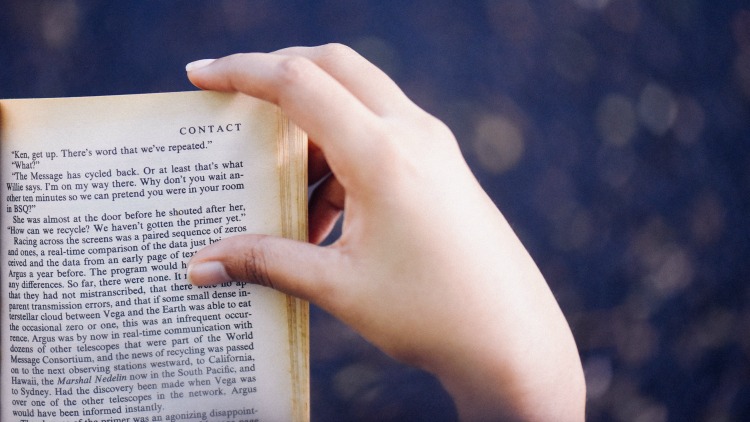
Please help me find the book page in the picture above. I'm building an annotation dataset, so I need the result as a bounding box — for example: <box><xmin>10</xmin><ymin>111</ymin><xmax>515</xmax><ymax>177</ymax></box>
<box><xmin>0</xmin><ymin>91</ymin><xmax>308</xmax><ymax>421</ymax></box>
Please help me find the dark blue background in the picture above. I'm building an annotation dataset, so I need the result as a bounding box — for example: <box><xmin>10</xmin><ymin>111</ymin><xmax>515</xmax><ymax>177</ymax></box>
<box><xmin>2</xmin><ymin>1</ymin><xmax>749</xmax><ymax>420</ymax></box>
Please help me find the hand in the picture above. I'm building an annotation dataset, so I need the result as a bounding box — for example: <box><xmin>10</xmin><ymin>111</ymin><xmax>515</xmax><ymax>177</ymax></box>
<box><xmin>185</xmin><ymin>44</ymin><xmax>585</xmax><ymax>421</ymax></box>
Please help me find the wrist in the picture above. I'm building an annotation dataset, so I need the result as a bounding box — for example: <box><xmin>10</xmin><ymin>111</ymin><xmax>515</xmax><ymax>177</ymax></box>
<box><xmin>417</xmin><ymin>287</ymin><xmax>586</xmax><ymax>421</ymax></box>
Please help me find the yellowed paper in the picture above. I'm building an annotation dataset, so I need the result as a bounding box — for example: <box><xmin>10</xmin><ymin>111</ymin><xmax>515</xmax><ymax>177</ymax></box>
<box><xmin>0</xmin><ymin>91</ymin><xmax>309</xmax><ymax>421</ymax></box>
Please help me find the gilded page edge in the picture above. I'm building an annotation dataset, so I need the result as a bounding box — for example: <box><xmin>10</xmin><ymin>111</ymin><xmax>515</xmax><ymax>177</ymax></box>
<box><xmin>278</xmin><ymin>110</ymin><xmax>310</xmax><ymax>422</ymax></box>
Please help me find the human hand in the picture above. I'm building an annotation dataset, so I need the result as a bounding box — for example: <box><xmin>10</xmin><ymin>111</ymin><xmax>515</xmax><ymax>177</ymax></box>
<box><xmin>185</xmin><ymin>44</ymin><xmax>585</xmax><ymax>421</ymax></box>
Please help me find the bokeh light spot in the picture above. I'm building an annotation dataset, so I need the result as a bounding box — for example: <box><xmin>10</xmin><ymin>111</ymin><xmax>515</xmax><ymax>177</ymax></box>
<box><xmin>573</xmin><ymin>0</ymin><xmax>610</xmax><ymax>11</ymax></box>
<box><xmin>584</xmin><ymin>356</ymin><xmax>613</xmax><ymax>399</ymax></box>
<box><xmin>637</xmin><ymin>82</ymin><xmax>678</xmax><ymax>136</ymax></box>
<box><xmin>646</xmin><ymin>246</ymin><xmax>693</xmax><ymax>298</ymax></box>
<box><xmin>473</xmin><ymin>115</ymin><xmax>525</xmax><ymax>173</ymax></box>
<box><xmin>41</xmin><ymin>0</ymin><xmax>80</xmax><ymax>50</ymax></box>
<box><xmin>333</xmin><ymin>363</ymin><xmax>382</xmax><ymax>401</ymax></box>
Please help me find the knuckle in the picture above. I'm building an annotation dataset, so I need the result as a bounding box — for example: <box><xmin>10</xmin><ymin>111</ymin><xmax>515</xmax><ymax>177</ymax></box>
<box><xmin>225</xmin><ymin>52</ymin><xmax>249</xmax><ymax>62</ymax></box>
<box><xmin>313</xmin><ymin>43</ymin><xmax>361</xmax><ymax>71</ymax></box>
<box><xmin>220</xmin><ymin>53</ymin><xmax>260</xmax><ymax>92</ymax></box>
<box><xmin>369</xmin><ymin>122</ymin><xmax>398</xmax><ymax>147</ymax></box>
<box><xmin>424</xmin><ymin>113</ymin><xmax>456</xmax><ymax>141</ymax></box>
<box><xmin>318</xmin><ymin>42</ymin><xmax>357</xmax><ymax>58</ymax></box>
<box><xmin>275</xmin><ymin>56</ymin><xmax>316</xmax><ymax>87</ymax></box>
<box><xmin>236</xmin><ymin>240</ymin><xmax>273</xmax><ymax>289</ymax></box>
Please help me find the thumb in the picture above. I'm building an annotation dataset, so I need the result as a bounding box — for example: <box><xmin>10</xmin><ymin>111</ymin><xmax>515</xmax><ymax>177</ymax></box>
<box><xmin>187</xmin><ymin>235</ymin><xmax>336</xmax><ymax>306</ymax></box>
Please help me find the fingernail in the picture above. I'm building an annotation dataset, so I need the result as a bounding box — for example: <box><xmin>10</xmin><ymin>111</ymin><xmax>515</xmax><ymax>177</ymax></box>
<box><xmin>187</xmin><ymin>261</ymin><xmax>232</xmax><ymax>286</ymax></box>
<box><xmin>185</xmin><ymin>59</ymin><xmax>216</xmax><ymax>72</ymax></box>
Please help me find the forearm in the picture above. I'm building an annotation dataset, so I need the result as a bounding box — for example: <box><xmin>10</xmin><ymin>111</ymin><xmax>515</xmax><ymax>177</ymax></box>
<box><xmin>427</xmin><ymin>262</ymin><xmax>586</xmax><ymax>421</ymax></box>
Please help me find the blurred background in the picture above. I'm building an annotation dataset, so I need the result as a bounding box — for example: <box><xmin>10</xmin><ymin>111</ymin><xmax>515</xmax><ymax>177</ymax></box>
<box><xmin>2</xmin><ymin>1</ymin><xmax>749</xmax><ymax>420</ymax></box>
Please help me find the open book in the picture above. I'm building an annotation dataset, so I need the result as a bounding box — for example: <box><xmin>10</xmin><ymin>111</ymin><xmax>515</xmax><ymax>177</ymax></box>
<box><xmin>1</xmin><ymin>91</ymin><xmax>309</xmax><ymax>421</ymax></box>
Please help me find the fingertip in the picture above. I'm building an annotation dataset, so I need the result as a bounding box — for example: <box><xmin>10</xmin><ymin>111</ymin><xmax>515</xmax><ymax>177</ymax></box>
<box><xmin>187</xmin><ymin>261</ymin><xmax>232</xmax><ymax>286</ymax></box>
<box><xmin>185</xmin><ymin>59</ymin><xmax>216</xmax><ymax>72</ymax></box>
<box><xmin>185</xmin><ymin>59</ymin><xmax>218</xmax><ymax>89</ymax></box>
<box><xmin>185</xmin><ymin>234</ymin><xmax>338</xmax><ymax>308</ymax></box>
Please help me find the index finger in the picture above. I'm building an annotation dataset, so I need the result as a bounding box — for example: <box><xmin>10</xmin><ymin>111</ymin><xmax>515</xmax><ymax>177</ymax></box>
<box><xmin>272</xmin><ymin>44</ymin><xmax>415</xmax><ymax>117</ymax></box>
<box><xmin>186</xmin><ymin>51</ymin><xmax>386</xmax><ymax>188</ymax></box>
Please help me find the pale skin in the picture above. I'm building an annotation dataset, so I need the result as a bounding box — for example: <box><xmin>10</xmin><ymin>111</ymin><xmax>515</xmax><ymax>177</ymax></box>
<box><xmin>185</xmin><ymin>44</ymin><xmax>586</xmax><ymax>421</ymax></box>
